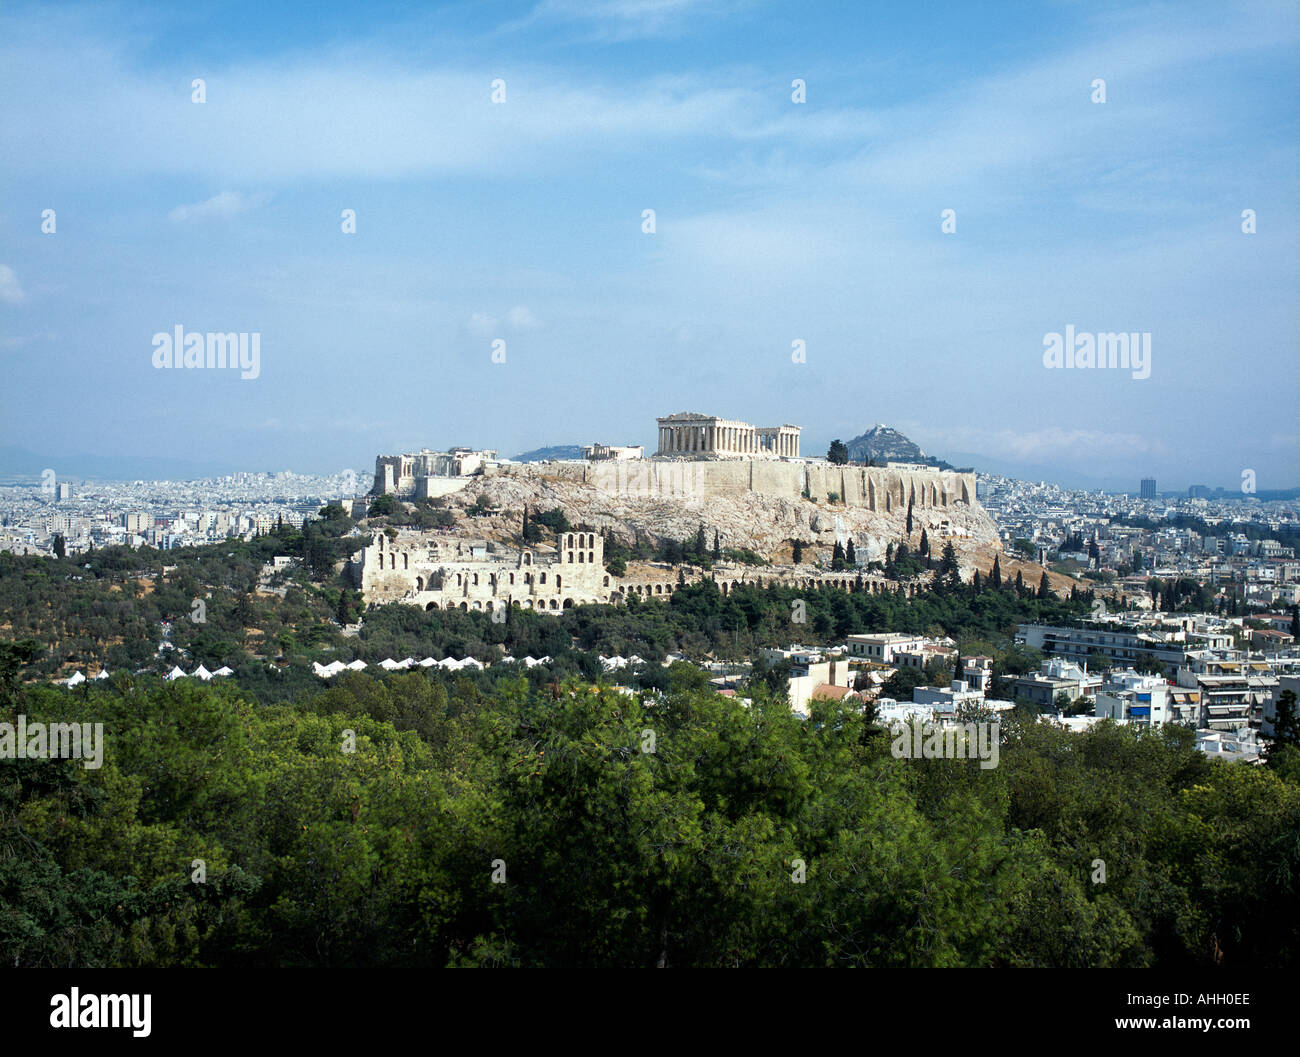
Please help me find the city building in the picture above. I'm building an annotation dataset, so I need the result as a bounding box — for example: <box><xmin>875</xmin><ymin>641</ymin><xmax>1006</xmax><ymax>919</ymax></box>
<box><xmin>1095</xmin><ymin>670</ymin><xmax>1173</xmax><ymax>726</ymax></box>
<box><xmin>847</xmin><ymin>633</ymin><xmax>928</xmax><ymax>663</ymax></box>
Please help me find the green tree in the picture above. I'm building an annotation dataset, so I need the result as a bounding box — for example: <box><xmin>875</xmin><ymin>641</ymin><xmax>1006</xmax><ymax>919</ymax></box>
<box><xmin>827</xmin><ymin>439</ymin><xmax>849</xmax><ymax>465</ymax></box>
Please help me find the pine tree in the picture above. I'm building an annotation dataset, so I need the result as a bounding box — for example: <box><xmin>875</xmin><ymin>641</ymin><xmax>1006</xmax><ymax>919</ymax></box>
<box><xmin>1015</xmin><ymin>570</ymin><xmax>1025</xmax><ymax>596</ymax></box>
<box><xmin>832</xmin><ymin>540</ymin><xmax>845</xmax><ymax>570</ymax></box>
<box><xmin>972</xmin><ymin>569</ymin><xmax>982</xmax><ymax>593</ymax></box>
<box><xmin>1265</xmin><ymin>689</ymin><xmax>1300</xmax><ymax>767</ymax></box>
<box><xmin>53</xmin><ymin>534</ymin><xmax>66</xmax><ymax>559</ymax></box>
<box><xmin>712</xmin><ymin>529</ymin><xmax>721</xmax><ymax>561</ymax></box>
<box><xmin>919</xmin><ymin>528</ymin><xmax>930</xmax><ymax>559</ymax></box>
<box><xmin>1038</xmin><ymin>572</ymin><xmax>1052</xmax><ymax>599</ymax></box>
<box><xmin>695</xmin><ymin>526</ymin><xmax>707</xmax><ymax>559</ymax></box>
<box><xmin>846</xmin><ymin>537</ymin><xmax>856</xmax><ymax>564</ymax></box>
<box><xmin>938</xmin><ymin>541</ymin><xmax>958</xmax><ymax>579</ymax></box>
<box><xmin>991</xmin><ymin>554</ymin><xmax>1002</xmax><ymax>589</ymax></box>
<box><xmin>792</xmin><ymin>539</ymin><xmax>803</xmax><ymax>564</ymax></box>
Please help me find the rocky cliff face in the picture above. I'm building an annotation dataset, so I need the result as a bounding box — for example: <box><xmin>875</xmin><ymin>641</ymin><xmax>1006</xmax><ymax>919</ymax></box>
<box><xmin>438</xmin><ymin>463</ymin><xmax>1000</xmax><ymax>567</ymax></box>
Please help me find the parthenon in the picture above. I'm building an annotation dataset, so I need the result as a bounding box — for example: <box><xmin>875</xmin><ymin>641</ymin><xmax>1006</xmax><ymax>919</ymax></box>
<box><xmin>655</xmin><ymin>412</ymin><xmax>801</xmax><ymax>459</ymax></box>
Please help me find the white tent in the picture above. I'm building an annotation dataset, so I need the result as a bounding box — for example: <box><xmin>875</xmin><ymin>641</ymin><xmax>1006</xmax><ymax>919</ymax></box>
<box><xmin>95</xmin><ymin>669</ymin><xmax>112</xmax><ymax>680</ymax></box>
<box><xmin>66</xmin><ymin>671</ymin><xmax>86</xmax><ymax>687</ymax></box>
<box><xmin>460</xmin><ymin>657</ymin><xmax>485</xmax><ymax>670</ymax></box>
<box><xmin>378</xmin><ymin>658</ymin><xmax>402</xmax><ymax>670</ymax></box>
<box><xmin>165</xmin><ymin>666</ymin><xmax>187</xmax><ymax>680</ymax></box>
<box><xmin>346</xmin><ymin>660</ymin><xmax>367</xmax><ymax>670</ymax></box>
<box><xmin>192</xmin><ymin>665</ymin><xmax>213</xmax><ymax>681</ymax></box>
<box><xmin>213</xmin><ymin>666</ymin><xmax>234</xmax><ymax>677</ymax></box>
<box><xmin>419</xmin><ymin>657</ymin><xmax>437</xmax><ymax>667</ymax></box>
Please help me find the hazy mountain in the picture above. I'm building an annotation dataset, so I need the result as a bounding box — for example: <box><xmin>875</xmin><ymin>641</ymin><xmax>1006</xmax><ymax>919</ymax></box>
<box><xmin>842</xmin><ymin>425</ymin><xmax>952</xmax><ymax>469</ymax></box>
<box><xmin>511</xmin><ymin>445</ymin><xmax>585</xmax><ymax>463</ymax></box>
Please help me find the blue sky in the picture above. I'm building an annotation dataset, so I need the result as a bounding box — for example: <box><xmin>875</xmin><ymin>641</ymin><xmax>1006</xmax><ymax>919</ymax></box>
<box><xmin>1</xmin><ymin>0</ymin><xmax>1297</xmax><ymax>491</ymax></box>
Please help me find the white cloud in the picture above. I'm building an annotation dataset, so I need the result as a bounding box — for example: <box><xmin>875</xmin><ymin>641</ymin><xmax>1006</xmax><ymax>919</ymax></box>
<box><xmin>468</xmin><ymin>312</ymin><xmax>498</xmax><ymax>337</ymax></box>
<box><xmin>506</xmin><ymin>305</ymin><xmax>540</xmax><ymax>329</ymax></box>
<box><xmin>0</xmin><ymin>264</ymin><xmax>25</xmax><ymax>304</ymax></box>
<box><xmin>168</xmin><ymin>190</ymin><xmax>270</xmax><ymax>223</ymax></box>
<box><xmin>925</xmin><ymin>425</ymin><xmax>1165</xmax><ymax>463</ymax></box>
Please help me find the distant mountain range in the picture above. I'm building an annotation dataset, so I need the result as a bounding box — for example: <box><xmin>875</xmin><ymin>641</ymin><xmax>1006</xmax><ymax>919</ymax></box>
<box><xmin>511</xmin><ymin>445</ymin><xmax>585</xmax><ymax>462</ymax></box>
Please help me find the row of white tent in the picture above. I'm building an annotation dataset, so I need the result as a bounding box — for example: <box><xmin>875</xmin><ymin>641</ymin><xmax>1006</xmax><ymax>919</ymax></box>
<box><xmin>68</xmin><ymin>653</ymin><xmax>647</xmax><ymax>687</ymax></box>
<box><xmin>312</xmin><ymin>655</ymin><xmax>557</xmax><ymax>677</ymax></box>
<box><xmin>65</xmin><ymin>664</ymin><xmax>236</xmax><ymax>687</ymax></box>
<box><xmin>166</xmin><ymin>665</ymin><xmax>235</xmax><ymax>681</ymax></box>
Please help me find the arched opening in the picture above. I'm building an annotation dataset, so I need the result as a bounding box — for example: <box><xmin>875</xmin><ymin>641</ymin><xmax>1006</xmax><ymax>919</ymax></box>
<box><xmin>425</xmin><ymin>601</ymin><xmax>437</xmax><ymax>611</ymax></box>
<box><xmin>563</xmin><ymin>598</ymin><xmax>573</xmax><ymax>609</ymax></box>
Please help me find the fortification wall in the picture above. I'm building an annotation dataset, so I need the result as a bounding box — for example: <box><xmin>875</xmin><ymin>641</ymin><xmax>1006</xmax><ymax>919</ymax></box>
<box><xmin>501</xmin><ymin>460</ymin><xmax>974</xmax><ymax>511</ymax></box>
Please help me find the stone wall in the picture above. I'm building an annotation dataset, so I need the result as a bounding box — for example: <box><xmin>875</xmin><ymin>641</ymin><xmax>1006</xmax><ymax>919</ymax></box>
<box><xmin>500</xmin><ymin>459</ymin><xmax>974</xmax><ymax>512</ymax></box>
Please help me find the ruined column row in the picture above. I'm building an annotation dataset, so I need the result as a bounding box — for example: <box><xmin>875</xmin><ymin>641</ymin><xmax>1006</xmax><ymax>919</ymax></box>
<box><xmin>656</xmin><ymin>421</ymin><xmax>800</xmax><ymax>456</ymax></box>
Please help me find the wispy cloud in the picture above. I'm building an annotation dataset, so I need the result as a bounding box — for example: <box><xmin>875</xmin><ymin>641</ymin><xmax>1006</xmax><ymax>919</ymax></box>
<box><xmin>168</xmin><ymin>190</ymin><xmax>270</xmax><ymax>223</ymax></box>
<box><xmin>0</xmin><ymin>265</ymin><xmax>25</xmax><ymax>304</ymax></box>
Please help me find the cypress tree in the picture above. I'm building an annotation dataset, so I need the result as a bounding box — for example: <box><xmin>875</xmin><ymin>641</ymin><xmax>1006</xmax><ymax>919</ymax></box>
<box><xmin>991</xmin><ymin>554</ymin><xmax>1002</xmax><ymax>589</ymax></box>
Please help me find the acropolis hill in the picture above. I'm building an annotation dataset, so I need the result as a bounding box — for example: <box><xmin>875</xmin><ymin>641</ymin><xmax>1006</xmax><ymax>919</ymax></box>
<box><xmin>357</xmin><ymin>412</ymin><xmax>1001</xmax><ymax>612</ymax></box>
